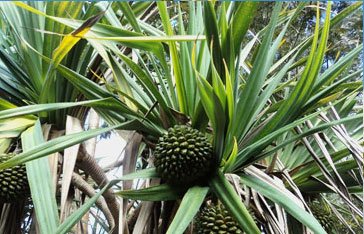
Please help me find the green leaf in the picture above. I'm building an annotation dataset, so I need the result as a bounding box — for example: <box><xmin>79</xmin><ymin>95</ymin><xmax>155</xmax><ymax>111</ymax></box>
<box><xmin>234</xmin><ymin>2</ymin><xmax>284</xmax><ymax>142</ymax></box>
<box><xmin>0</xmin><ymin>99</ymin><xmax>109</xmax><ymax>120</ymax></box>
<box><xmin>240</xmin><ymin>173</ymin><xmax>326</xmax><ymax>234</ymax></box>
<box><xmin>119</xmin><ymin>168</ymin><xmax>159</xmax><ymax>181</ymax></box>
<box><xmin>236</xmin><ymin>112</ymin><xmax>362</xmax><ymax>168</ymax></box>
<box><xmin>13</xmin><ymin>2</ymin><xmax>166</xmax><ymax>61</ymax></box>
<box><xmin>39</xmin><ymin>9</ymin><xmax>104</xmax><ymax>109</ymax></box>
<box><xmin>297</xmin><ymin>164</ymin><xmax>361</xmax><ymax>193</ymax></box>
<box><xmin>209</xmin><ymin>57</ymin><xmax>227</xmax><ymax>159</ymax></box>
<box><xmin>42</xmin><ymin>2</ymin><xmax>83</xmax><ymax>75</ymax></box>
<box><xmin>314</xmin><ymin>44</ymin><xmax>363</xmax><ymax>91</ymax></box>
<box><xmin>117</xmin><ymin>2</ymin><xmax>141</xmax><ymax>32</ymax></box>
<box><xmin>292</xmin><ymin>148</ymin><xmax>352</xmax><ymax>183</ymax></box>
<box><xmin>256</xmin><ymin>3</ymin><xmax>332</xmax><ymax>138</ymax></box>
<box><xmin>107</xmin><ymin>53</ymin><xmax>136</xmax><ymax>110</ymax></box>
<box><xmin>166</xmin><ymin>186</ymin><xmax>209</xmax><ymax>234</ymax></box>
<box><xmin>224</xmin><ymin>61</ymin><xmax>234</xmax><ymax>127</ymax></box>
<box><xmin>0</xmin><ymin>94</ymin><xmax>18</xmax><ymax>110</ymax></box>
<box><xmin>304</xmin><ymin>69</ymin><xmax>362</xmax><ymax>110</ymax></box>
<box><xmin>210</xmin><ymin>55</ymin><xmax>226</xmax><ymax>112</ymax></box>
<box><xmin>157</xmin><ymin>1</ymin><xmax>186</xmax><ymax>113</ymax></box>
<box><xmin>224</xmin><ymin>137</ymin><xmax>238</xmax><ymax>172</ymax></box>
<box><xmin>117</xmin><ymin>52</ymin><xmax>172</xmax><ymax>118</ymax></box>
<box><xmin>195</xmin><ymin>71</ymin><xmax>226</xmax><ymax>160</ymax></box>
<box><xmin>229</xmin><ymin>2</ymin><xmax>258</xmax><ymax>57</ymax></box>
<box><xmin>116</xmin><ymin>184</ymin><xmax>183</xmax><ymax>201</ymax></box>
<box><xmin>0</xmin><ymin>121</ymin><xmax>139</xmax><ymax>170</ymax></box>
<box><xmin>52</xmin><ymin>12</ymin><xmax>104</xmax><ymax>67</ymax></box>
<box><xmin>0</xmin><ymin>117</ymin><xmax>36</xmax><ymax>138</ymax></box>
<box><xmin>195</xmin><ymin>74</ymin><xmax>215</xmax><ymax>128</ymax></box>
<box><xmin>203</xmin><ymin>2</ymin><xmax>223</xmax><ymax>79</ymax></box>
<box><xmin>209</xmin><ymin>171</ymin><xmax>260</xmax><ymax>233</ymax></box>
<box><xmin>176</xmin><ymin>3</ymin><xmax>198</xmax><ymax>116</ymax></box>
<box><xmin>85</xmin><ymin>35</ymin><xmax>205</xmax><ymax>42</ymax></box>
<box><xmin>21</xmin><ymin>120</ymin><xmax>59</xmax><ymax>233</ymax></box>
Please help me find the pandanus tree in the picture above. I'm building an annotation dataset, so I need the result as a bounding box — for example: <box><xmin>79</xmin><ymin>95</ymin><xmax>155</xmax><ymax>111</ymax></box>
<box><xmin>0</xmin><ymin>1</ymin><xmax>362</xmax><ymax>233</ymax></box>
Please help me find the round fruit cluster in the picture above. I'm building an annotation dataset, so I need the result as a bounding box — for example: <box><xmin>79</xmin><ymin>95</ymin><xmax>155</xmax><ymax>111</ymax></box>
<box><xmin>154</xmin><ymin>125</ymin><xmax>213</xmax><ymax>185</ymax></box>
<box><xmin>0</xmin><ymin>154</ymin><xmax>29</xmax><ymax>203</ymax></box>
<box><xmin>195</xmin><ymin>203</ymin><xmax>243</xmax><ymax>234</ymax></box>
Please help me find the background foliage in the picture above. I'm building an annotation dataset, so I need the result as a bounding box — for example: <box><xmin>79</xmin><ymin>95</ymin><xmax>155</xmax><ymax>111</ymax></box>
<box><xmin>0</xmin><ymin>1</ymin><xmax>362</xmax><ymax>234</ymax></box>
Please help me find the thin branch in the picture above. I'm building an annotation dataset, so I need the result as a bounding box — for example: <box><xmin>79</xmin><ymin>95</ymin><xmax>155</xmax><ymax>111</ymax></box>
<box><xmin>71</xmin><ymin>172</ymin><xmax>114</xmax><ymax>230</ymax></box>
<box><xmin>77</xmin><ymin>143</ymin><xmax>120</xmax><ymax>234</ymax></box>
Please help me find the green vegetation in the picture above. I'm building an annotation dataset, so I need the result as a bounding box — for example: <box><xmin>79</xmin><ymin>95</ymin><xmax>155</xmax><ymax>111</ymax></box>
<box><xmin>0</xmin><ymin>1</ymin><xmax>362</xmax><ymax>233</ymax></box>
